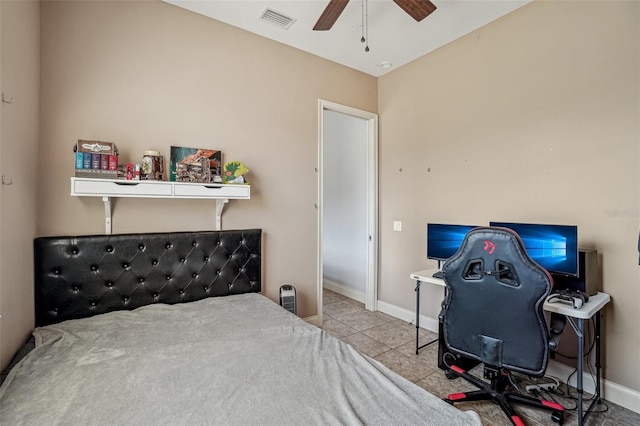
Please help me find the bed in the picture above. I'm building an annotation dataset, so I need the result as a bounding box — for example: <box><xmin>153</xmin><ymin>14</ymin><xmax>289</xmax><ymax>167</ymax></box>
<box><xmin>0</xmin><ymin>229</ymin><xmax>480</xmax><ymax>425</ymax></box>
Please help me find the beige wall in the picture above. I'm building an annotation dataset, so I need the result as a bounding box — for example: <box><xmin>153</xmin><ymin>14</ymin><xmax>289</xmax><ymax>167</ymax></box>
<box><xmin>37</xmin><ymin>0</ymin><xmax>376</xmax><ymax>326</ymax></box>
<box><xmin>3</xmin><ymin>0</ymin><xmax>639</xmax><ymax>400</ymax></box>
<box><xmin>0</xmin><ymin>0</ymin><xmax>39</xmax><ymax>371</ymax></box>
<box><xmin>378</xmin><ymin>0</ymin><xmax>639</xmax><ymax>393</ymax></box>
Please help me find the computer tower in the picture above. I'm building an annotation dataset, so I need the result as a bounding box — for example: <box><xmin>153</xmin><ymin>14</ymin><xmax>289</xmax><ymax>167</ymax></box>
<box><xmin>279</xmin><ymin>284</ymin><xmax>297</xmax><ymax>315</ymax></box>
<box><xmin>552</xmin><ymin>249</ymin><xmax>601</xmax><ymax>296</ymax></box>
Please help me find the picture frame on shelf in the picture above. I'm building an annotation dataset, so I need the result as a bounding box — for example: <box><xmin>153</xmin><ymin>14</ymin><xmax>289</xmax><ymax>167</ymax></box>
<box><xmin>170</xmin><ymin>146</ymin><xmax>222</xmax><ymax>183</ymax></box>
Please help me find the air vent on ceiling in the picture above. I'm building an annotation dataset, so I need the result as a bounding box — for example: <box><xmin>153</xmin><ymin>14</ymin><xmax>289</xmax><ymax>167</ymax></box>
<box><xmin>259</xmin><ymin>8</ymin><xmax>296</xmax><ymax>30</ymax></box>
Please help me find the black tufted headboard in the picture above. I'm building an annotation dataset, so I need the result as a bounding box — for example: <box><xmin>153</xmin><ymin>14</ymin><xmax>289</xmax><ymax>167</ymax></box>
<box><xmin>34</xmin><ymin>229</ymin><xmax>261</xmax><ymax>326</ymax></box>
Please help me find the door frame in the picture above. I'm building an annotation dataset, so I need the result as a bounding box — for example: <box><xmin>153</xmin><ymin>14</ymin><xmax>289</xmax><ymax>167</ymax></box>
<box><xmin>317</xmin><ymin>99</ymin><xmax>378</xmax><ymax>324</ymax></box>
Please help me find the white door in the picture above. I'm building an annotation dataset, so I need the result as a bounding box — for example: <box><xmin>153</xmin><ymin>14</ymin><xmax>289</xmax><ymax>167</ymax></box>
<box><xmin>317</xmin><ymin>100</ymin><xmax>378</xmax><ymax>323</ymax></box>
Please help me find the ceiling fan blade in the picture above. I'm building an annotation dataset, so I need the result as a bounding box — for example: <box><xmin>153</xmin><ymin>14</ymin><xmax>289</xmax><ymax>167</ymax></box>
<box><xmin>313</xmin><ymin>0</ymin><xmax>350</xmax><ymax>31</ymax></box>
<box><xmin>393</xmin><ymin>0</ymin><xmax>437</xmax><ymax>22</ymax></box>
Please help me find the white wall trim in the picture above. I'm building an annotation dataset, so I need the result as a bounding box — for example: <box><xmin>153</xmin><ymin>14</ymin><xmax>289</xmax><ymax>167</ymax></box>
<box><xmin>318</xmin><ymin>99</ymin><xmax>379</xmax><ymax>327</ymax></box>
<box><xmin>344</xmin><ymin>290</ymin><xmax>640</xmax><ymax>415</ymax></box>
<box><xmin>327</xmin><ymin>282</ymin><xmax>440</xmax><ymax>332</ymax></box>
<box><xmin>546</xmin><ymin>359</ymin><xmax>640</xmax><ymax>414</ymax></box>
<box><xmin>376</xmin><ymin>300</ymin><xmax>440</xmax><ymax>333</ymax></box>
<box><xmin>304</xmin><ymin>315</ymin><xmax>320</xmax><ymax>327</ymax></box>
<box><xmin>545</xmin><ymin>360</ymin><xmax>597</xmax><ymax>397</ymax></box>
<box><xmin>602</xmin><ymin>379</ymin><xmax>640</xmax><ymax>414</ymax></box>
<box><xmin>323</xmin><ymin>279</ymin><xmax>366</xmax><ymax>304</ymax></box>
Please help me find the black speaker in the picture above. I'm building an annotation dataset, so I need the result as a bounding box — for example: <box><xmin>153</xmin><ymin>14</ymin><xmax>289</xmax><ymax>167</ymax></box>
<box><xmin>552</xmin><ymin>249</ymin><xmax>601</xmax><ymax>296</ymax></box>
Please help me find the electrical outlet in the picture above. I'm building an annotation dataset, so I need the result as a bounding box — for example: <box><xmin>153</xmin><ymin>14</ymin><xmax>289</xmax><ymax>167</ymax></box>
<box><xmin>393</xmin><ymin>221</ymin><xmax>402</xmax><ymax>232</ymax></box>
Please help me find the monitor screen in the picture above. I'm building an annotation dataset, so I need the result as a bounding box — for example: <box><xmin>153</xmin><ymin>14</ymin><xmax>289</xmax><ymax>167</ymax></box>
<box><xmin>489</xmin><ymin>222</ymin><xmax>579</xmax><ymax>277</ymax></box>
<box><xmin>427</xmin><ymin>224</ymin><xmax>479</xmax><ymax>262</ymax></box>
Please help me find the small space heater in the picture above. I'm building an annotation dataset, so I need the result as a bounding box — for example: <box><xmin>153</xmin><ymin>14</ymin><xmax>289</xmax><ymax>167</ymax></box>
<box><xmin>279</xmin><ymin>284</ymin><xmax>297</xmax><ymax>315</ymax></box>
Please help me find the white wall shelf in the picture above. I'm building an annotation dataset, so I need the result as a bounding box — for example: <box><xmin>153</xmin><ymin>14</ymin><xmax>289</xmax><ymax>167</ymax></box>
<box><xmin>71</xmin><ymin>177</ymin><xmax>250</xmax><ymax>233</ymax></box>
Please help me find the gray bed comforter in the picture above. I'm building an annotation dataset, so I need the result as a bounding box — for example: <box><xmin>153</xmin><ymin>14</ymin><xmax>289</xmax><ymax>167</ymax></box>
<box><xmin>0</xmin><ymin>293</ymin><xmax>480</xmax><ymax>425</ymax></box>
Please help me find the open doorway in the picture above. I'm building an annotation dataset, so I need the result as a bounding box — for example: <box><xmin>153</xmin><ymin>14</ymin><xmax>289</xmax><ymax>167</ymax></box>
<box><xmin>317</xmin><ymin>100</ymin><xmax>378</xmax><ymax>325</ymax></box>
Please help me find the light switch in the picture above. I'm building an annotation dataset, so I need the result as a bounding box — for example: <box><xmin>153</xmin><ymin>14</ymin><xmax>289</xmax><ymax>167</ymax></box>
<box><xmin>393</xmin><ymin>221</ymin><xmax>402</xmax><ymax>232</ymax></box>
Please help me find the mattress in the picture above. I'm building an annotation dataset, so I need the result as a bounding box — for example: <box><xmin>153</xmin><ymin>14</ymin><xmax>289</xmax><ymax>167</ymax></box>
<box><xmin>0</xmin><ymin>293</ymin><xmax>480</xmax><ymax>425</ymax></box>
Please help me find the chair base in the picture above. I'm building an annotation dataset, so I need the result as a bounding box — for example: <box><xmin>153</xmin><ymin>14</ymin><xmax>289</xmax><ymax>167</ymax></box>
<box><xmin>443</xmin><ymin>365</ymin><xmax>565</xmax><ymax>426</ymax></box>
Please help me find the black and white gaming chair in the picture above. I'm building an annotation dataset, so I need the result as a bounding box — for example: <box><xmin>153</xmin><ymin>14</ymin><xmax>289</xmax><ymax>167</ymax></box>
<box><xmin>440</xmin><ymin>227</ymin><xmax>565</xmax><ymax>426</ymax></box>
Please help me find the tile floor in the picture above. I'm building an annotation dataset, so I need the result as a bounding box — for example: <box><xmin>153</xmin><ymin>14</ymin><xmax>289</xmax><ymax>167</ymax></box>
<box><xmin>321</xmin><ymin>289</ymin><xmax>640</xmax><ymax>426</ymax></box>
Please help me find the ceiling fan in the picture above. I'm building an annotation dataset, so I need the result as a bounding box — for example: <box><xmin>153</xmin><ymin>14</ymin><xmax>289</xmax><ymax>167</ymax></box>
<box><xmin>313</xmin><ymin>0</ymin><xmax>437</xmax><ymax>31</ymax></box>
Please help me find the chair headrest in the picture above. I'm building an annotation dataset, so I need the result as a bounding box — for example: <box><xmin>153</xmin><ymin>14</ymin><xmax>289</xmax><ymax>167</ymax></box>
<box><xmin>443</xmin><ymin>226</ymin><xmax>552</xmax><ymax>287</ymax></box>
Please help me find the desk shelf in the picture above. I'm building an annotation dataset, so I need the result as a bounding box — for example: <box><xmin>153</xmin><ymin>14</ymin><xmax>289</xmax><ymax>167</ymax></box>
<box><xmin>71</xmin><ymin>177</ymin><xmax>250</xmax><ymax>233</ymax></box>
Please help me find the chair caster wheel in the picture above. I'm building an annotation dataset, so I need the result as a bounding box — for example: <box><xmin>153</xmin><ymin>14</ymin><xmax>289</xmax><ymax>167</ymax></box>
<box><xmin>445</xmin><ymin>370</ymin><xmax>457</xmax><ymax>380</ymax></box>
<box><xmin>551</xmin><ymin>410</ymin><xmax>564</xmax><ymax>425</ymax></box>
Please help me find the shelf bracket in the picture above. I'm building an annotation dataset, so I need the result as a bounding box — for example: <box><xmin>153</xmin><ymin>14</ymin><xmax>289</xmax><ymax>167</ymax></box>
<box><xmin>103</xmin><ymin>196</ymin><xmax>112</xmax><ymax>234</ymax></box>
<box><xmin>215</xmin><ymin>199</ymin><xmax>229</xmax><ymax>231</ymax></box>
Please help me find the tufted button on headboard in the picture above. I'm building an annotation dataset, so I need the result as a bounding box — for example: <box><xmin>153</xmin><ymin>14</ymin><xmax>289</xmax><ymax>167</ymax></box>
<box><xmin>34</xmin><ymin>229</ymin><xmax>262</xmax><ymax>326</ymax></box>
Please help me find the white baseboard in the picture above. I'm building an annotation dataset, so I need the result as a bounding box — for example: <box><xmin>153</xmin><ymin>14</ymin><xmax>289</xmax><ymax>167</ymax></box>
<box><xmin>602</xmin><ymin>378</ymin><xmax>640</xmax><ymax>414</ymax></box>
<box><xmin>376</xmin><ymin>300</ymin><xmax>440</xmax><ymax>333</ymax></box>
<box><xmin>325</xmin><ymin>288</ymin><xmax>640</xmax><ymax>415</ymax></box>
<box><xmin>323</xmin><ymin>279</ymin><xmax>366</xmax><ymax>304</ymax></box>
<box><xmin>304</xmin><ymin>315</ymin><xmax>320</xmax><ymax>327</ymax></box>
<box><xmin>546</xmin><ymin>360</ymin><xmax>640</xmax><ymax>414</ymax></box>
<box><xmin>325</xmin><ymin>282</ymin><xmax>439</xmax><ymax>333</ymax></box>
<box><xmin>546</xmin><ymin>360</ymin><xmax>595</xmax><ymax>395</ymax></box>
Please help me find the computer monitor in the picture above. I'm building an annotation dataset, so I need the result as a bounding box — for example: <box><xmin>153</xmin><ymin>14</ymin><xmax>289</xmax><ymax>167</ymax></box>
<box><xmin>489</xmin><ymin>222</ymin><xmax>579</xmax><ymax>277</ymax></box>
<box><xmin>427</xmin><ymin>224</ymin><xmax>479</xmax><ymax>266</ymax></box>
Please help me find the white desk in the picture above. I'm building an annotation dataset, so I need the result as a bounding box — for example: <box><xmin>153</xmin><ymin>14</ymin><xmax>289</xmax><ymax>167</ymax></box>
<box><xmin>409</xmin><ymin>269</ymin><xmax>445</xmax><ymax>354</ymax></box>
<box><xmin>410</xmin><ymin>268</ymin><xmax>611</xmax><ymax>426</ymax></box>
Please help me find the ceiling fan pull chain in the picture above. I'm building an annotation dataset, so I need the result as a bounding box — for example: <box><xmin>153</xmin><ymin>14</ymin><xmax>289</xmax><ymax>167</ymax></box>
<box><xmin>361</xmin><ymin>0</ymin><xmax>365</xmax><ymax>43</ymax></box>
<box><xmin>364</xmin><ymin>0</ymin><xmax>370</xmax><ymax>52</ymax></box>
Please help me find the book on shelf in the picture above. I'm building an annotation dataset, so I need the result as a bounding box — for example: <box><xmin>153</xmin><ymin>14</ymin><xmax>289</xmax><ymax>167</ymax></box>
<box><xmin>74</xmin><ymin>169</ymin><xmax>118</xmax><ymax>179</ymax></box>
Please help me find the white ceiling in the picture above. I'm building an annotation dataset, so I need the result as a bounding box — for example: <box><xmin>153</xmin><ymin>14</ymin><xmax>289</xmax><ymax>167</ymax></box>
<box><xmin>163</xmin><ymin>0</ymin><xmax>532</xmax><ymax>77</ymax></box>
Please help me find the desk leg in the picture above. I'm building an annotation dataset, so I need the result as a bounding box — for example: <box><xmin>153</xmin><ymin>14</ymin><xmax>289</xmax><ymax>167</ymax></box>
<box><xmin>414</xmin><ymin>279</ymin><xmax>439</xmax><ymax>355</ymax></box>
<box><xmin>594</xmin><ymin>311</ymin><xmax>602</xmax><ymax>402</ymax></box>
<box><xmin>567</xmin><ymin>314</ymin><xmax>603</xmax><ymax>426</ymax></box>
<box><xmin>581</xmin><ymin>312</ymin><xmax>602</xmax><ymax>425</ymax></box>
<box><xmin>415</xmin><ymin>280</ymin><xmax>421</xmax><ymax>355</ymax></box>
<box><xmin>577</xmin><ymin>318</ymin><xmax>584</xmax><ymax>426</ymax></box>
